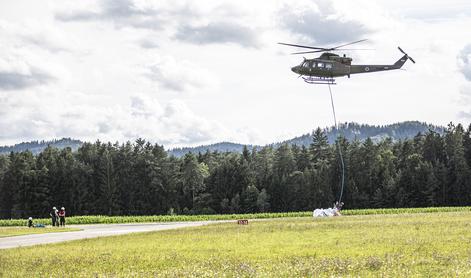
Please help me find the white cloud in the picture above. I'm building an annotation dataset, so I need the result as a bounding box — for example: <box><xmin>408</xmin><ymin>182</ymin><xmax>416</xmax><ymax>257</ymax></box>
<box><xmin>277</xmin><ymin>0</ymin><xmax>370</xmax><ymax>45</ymax></box>
<box><xmin>56</xmin><ymin>0</ymin><xmax>261</xmax><ymax>48</ymax></box>
<box><xmin>0</xmin><ymin>19</ymin><xmax>82</xmax><ymax>53</ymax></box>
<box><xmin>458</xmin><ymin>77</ymin><xmax>471</xmax><ymax>121</ymax></box>
<box><xmin>142</xmin><ymin>56</ymin><xmax>217</xmax><ymax>93</ymax></box>
<box><xmin>458</xmin><ymin>44</ymin><xmax>471</xmax><ymax>81</ymax></box>
<box><xmin>175</xmin><ymin>21</ymin><xmax>260</xmax><ymax>47</ymax></box>
<box><xmin>0</xmin><ymin>90</ymin><xmax>229</xmax><ymax>147</ymax></box>
<box><xmin>0</xmin><ymin>19</ymin><xmax>82</xmax><ymax>91</ymax></box>
<box><xmin>0</xmin><ymin>48</ymin><xmax>54</xmax><ymax>90</ymax></box>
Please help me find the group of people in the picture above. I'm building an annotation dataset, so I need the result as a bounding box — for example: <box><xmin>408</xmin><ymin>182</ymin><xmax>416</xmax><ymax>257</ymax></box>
<box><xmin>27</xmin><ymin>206</ymin><xmax>66</xmax><ymax>228</ymax></box>
<box><xmin>49</xmin><ymin>206</ymin><xmax>66</xmax><ymax>226</ymax></box>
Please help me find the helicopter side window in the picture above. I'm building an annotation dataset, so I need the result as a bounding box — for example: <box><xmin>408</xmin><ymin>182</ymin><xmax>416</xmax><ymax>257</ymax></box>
<box><xmin>325</xmin><ymin>63</ymin><xmax>333</xmax><ymax>69</ymax></box>
<box><xmin>317</xmin><ymin>62</ymin><xmax>324</xmax><ymax>68</ymax></box>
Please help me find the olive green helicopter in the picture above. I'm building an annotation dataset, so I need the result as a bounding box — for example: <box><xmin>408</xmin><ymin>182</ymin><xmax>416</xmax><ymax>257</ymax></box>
<box><xmin>278</xmin><ymin>39</ymin><xmax>415</xmax><ymax>84</ymax></box>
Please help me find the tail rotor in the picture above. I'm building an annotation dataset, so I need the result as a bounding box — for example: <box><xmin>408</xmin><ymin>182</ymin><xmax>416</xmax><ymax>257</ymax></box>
<box><xmin>398</xmin><ymin>47</ymin><xmax>416</xmax><ymax>63</ymax></box>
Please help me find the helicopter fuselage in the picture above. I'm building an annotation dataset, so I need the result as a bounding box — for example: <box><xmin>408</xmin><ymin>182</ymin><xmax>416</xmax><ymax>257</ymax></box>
<box><xmin>291</xmin><ymin>52</ymin><xmax>409</xmax><ymax>78</ymax></box>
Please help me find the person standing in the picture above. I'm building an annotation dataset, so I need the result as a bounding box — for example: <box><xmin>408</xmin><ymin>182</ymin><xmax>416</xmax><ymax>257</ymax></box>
<box><xmin>58</xmin><ymin>207</ymin><xmax>66</xmax><ymax>226</ymax></box>
<box><xmin>49</xmin><ymin>207</ymin><xmax>58</xmax><ymax>226</ymax></box>
<box><xmin>28</xmin><ymin>217</ymin><xmax>33</xmax><ymax>228</ymax></box>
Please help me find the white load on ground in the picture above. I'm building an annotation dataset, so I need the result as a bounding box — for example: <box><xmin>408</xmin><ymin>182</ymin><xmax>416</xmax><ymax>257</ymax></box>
<box><xmin>313</xmin><ymin>202</ymin><xmax>344</xmax><ymax>217</ymax></box>
<box><xmin>313</xmin><ymin>208</ymin><xmax>341</xmax><ymax>217</ymax></box>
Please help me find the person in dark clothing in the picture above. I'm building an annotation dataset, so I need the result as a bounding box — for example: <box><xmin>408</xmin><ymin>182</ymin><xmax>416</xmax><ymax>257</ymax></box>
<box><xmin>50</xmin><ymin>206</ymin><xmax>58</xmax><ymax>226</ymax></box>
<box><xmin>28</xmin><ymin>217</ymin><xmax>33</xmax><ymax>228</ymax></box>
<box><xmin>58</xmin><ymin>207</ymin><xmax>66</xmax><ymax>226</ymax></box>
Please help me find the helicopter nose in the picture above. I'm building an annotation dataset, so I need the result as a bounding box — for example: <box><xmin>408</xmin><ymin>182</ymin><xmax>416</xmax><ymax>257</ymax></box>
<box><xmin>291</xmin><ymin>66</ymin><xmax>299</xmax><ymax>74</ymax></box>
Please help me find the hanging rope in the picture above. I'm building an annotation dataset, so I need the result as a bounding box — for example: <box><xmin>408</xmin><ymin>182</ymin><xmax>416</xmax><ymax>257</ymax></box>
<box><xmin>328</xmin><ymin>84</ymin><xmax>345</xmax><ymax>203</ymax></box>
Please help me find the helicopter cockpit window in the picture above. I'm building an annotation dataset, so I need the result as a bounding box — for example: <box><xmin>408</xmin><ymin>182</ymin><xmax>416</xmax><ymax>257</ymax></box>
<box><xmin>317</xmin><ymin>62</ymin><xmax>324</xmax><ymax>68</ymax></box>
<box><xmin>302</xmin><ymin>61</ymin><xmax>309</xmax><ymax>68</ymax></box>
<box><xmin>325</xmin><ymin>63</ymin><xmax>333</xmax><ymax>69</ymax></box>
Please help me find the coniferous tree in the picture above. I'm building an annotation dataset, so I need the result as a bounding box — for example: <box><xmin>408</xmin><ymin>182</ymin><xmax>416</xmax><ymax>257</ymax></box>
<box><xmin>444</xmin><ymin>123</ymin><xmax>471</xmax><ymax>205</ymax></box>
<box><xmin>98</xmin><ymin>148</ymin><xmax>117</xmax><ymax>215</ymax></box>
<box><xmin>180</xmin><ymin>153</ymin><xmax>209</xmax><ymax>210</ymax></box>
<box><xmin>241</xmin><ymin>185</ymin><xmax>259</xmax><ymax>213</ymax></box>
<box><xmin>0</xmin><ymin>155</ymin><xmax>11</xmax><ymax>218</ymax></box>
<box><xmin>310</xmin><ymin>128</ymin><xmax>329</xmax><ymax>165</ymax></box>
<box><xmin>257</xmin><ymin>188</ymin><xmax>270</xmax><ymax>212</ymax></box>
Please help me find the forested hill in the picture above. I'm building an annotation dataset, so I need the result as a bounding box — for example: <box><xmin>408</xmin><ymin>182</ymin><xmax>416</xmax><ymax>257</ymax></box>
<box><xmin>0</xmin><ymin>138</ymin><xmax>83</xmax><ymax>155</ymax></box>
<box><xmin>0</xmin><ymin>121</ymin><xmax>444</xmax><ymax>156</ymax></box>
<box><xmin>284</xmin><ymin>121</ymin><xmax>445</xmax><ymax>147</ymax></box>
<box><xmin>170</xmin><ymin>121</ymin><xmax>444</xmax><ymax>157</ymax></box>
<box><xmin>169</xmin><ymin>142</ymin><xmax>256</xmax><ymax>157</ymax></box>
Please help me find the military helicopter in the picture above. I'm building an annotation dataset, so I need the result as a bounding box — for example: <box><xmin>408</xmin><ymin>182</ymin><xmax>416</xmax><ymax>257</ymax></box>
<box><xmin>278</xmin><ymin>39</ymin><xmax>415</xmax><ymax>84</ymax></box>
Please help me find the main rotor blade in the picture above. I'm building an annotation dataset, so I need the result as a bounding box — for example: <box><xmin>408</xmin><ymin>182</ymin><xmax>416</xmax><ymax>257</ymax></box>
<box><xmin>278</xmin><ymin>42</ymin><xmax>326</xmax><ymax>50</ymax></box>
<box><xmin>331</xmin><ymin>39</ymin><xmax>368</xmax><ymax>49</ymax></box>
<box><xmin>291</xmin><ymin>50</ymin><xmax>325</xmax><ymax>55</ymax></box>
<box><xmin>291</xmin><ymin>48</ymin><xmax>373</xmax><ymax>54</ymax></box>
<box><xmin>335</xmin><ymin>48</ymin><xmax>374</xmax><ymax>50</ymax></box>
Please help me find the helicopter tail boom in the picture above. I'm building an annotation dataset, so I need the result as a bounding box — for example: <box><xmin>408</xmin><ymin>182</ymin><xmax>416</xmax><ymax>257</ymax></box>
<box><xmin>349</xmin><ymin>47</ymin><xmax>415</xmax><ymax>75</ymax></box>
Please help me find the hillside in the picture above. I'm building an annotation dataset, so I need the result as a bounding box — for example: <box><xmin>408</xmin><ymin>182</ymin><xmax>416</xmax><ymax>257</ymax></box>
<box><xmin>169</xmin><ymin>142</ymin><xmax>257</xmax><ymax>157</ymax></box>
<box><xmin>0</xmin><ymin>121</ymin><xmax>445</xmax><ymax>156</ymax></box>
<box><xmin>283</xmin><ymin>121</ymin><xmax>445</xmax><ymax>147</ymax></box>
<box><xmin>0</xmin><ymin>138</ymin><xmax>83</xmax><ymax>155</ymax></box>
<box><xmin>169</xmin><ymin>121</ymin><xmax>444</xmax><ymax>156</ymax></box>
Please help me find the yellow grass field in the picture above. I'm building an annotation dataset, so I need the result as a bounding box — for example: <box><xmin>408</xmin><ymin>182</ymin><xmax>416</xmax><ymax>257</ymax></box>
<box><xmin>1</xmin><ymin>212</ymin><xmax>471</xmax><ymax>277</ymax></box>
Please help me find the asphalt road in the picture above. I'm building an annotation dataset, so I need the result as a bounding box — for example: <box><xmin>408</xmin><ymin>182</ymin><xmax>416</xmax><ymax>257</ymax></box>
<box><xmin>0</xmin><ymin>221</ymin><xmax>216</xmax><ymax>249</ymax></box>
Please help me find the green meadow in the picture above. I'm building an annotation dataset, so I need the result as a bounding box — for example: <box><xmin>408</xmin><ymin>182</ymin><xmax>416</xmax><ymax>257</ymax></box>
<box><xmin>1</xmin><ymin>211</ymin><xmax>471</xmax><ymax>277</ymax></box>
<box><xmin>1</xmin><ymin>206</ymin><xmax>470</xmax><ymax>226</ymax></box>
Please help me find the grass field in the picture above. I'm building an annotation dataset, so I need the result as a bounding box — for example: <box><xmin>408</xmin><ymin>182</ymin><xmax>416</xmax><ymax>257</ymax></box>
<box><xmin>1</xmin><ymin>211</ymin><xmax>471</xmax><ymax>277</ymax></box>
<box><xmin>1</xmin><ymin>206</ymin><xmax>470</xmax><ymax>226</ymax></box>
<box><xmin>0</xmin><ymin>227</ymin><xmax>80</xmax><ymax>238</ymax></box>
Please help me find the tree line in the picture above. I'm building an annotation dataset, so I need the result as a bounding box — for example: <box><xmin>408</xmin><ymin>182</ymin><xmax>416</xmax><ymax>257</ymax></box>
<box><xmin>1</xmin><ymin>123</ymin><xmax>470</xmax><ymax>219</ymax></box>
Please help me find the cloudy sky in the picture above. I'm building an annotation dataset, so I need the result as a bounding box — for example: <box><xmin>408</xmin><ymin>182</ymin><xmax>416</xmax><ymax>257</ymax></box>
<box><xmin>1</xmin><ymin>0</ymin><xmax>471</xmax><ymax>147</ymax></box>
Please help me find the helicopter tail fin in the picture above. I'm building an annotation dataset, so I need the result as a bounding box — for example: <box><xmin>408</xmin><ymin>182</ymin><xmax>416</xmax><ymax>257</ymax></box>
<box><xmin>393</xmin><ymin>54</ymin><xmax>409</xmax><ymax>69</ymax></box>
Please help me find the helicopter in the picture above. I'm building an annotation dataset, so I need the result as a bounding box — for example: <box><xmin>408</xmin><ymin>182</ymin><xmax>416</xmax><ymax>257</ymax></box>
<box><xmin>278</xmin><ymin>39</ymin><xmax>415</xmax><ymax>84</ymax></box>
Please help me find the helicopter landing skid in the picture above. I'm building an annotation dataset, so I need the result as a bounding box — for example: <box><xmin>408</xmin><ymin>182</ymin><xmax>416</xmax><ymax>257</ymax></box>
<box><xmin>302</xmin><ymin>76</ymin><xmax>336</xmax><ymax>85</ymax></box>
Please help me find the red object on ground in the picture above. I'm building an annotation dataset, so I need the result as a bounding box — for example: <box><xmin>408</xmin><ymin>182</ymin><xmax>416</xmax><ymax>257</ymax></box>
<box><xmin>237</xmin><ymin>219</ymin><xmax>249</xmax><ymax>225</ymax></box>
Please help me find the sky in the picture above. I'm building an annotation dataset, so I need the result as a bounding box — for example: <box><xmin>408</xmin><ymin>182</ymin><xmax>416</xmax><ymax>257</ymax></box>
<box><xmin>1</xmin><ymin>0</ymin><xmax>471</xmax><ymax>148</ymax></box>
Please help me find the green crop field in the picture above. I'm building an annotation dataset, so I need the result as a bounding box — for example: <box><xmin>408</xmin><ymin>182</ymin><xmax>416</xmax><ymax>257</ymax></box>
<box><xmin>1</xmin><ymin>211</ymin><xmax>471</xmax><ymax>277</ymax></box>
<box><xmin>0</xmin><ymin>227</ymin><xmax>80</xmax><ymax>238</ymax></box>
<box><xmin>1</xmin><ymin>206</ymin><xmax>470</xmax><ymax>227</ymax></box>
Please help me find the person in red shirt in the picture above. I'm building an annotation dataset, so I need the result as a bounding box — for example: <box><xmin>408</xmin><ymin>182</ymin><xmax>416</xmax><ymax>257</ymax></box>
<box><xmin>58</xmin><ymin>207</ymin><xmax>66</xmax><ymax>226</ymax></box>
